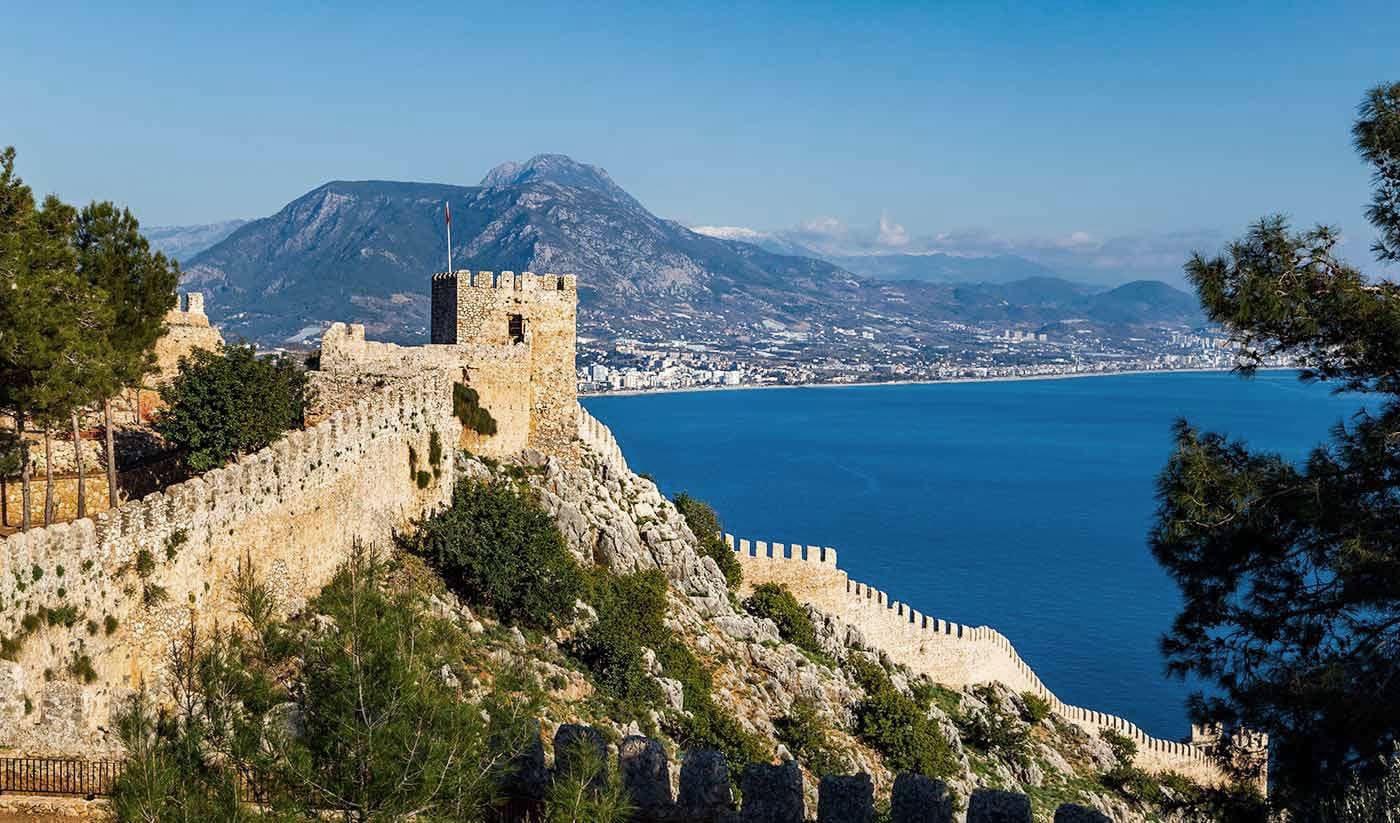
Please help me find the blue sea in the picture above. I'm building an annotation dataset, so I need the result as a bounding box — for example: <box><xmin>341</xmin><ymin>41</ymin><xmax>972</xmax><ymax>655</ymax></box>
<box><xmin>582</xmin><ymin>371</ymin><xmax>1371</xmax><ymax>739</ymax></box>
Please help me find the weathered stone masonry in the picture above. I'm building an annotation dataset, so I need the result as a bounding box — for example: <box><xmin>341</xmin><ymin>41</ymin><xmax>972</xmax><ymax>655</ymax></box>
<box><xmin>723</xmin><ymin>534</ymin><xmax>1265</xmax><ymax>786</ymax></box>
<box><xmin>0</xmin><ymin>374</ymin><xmax>461</xmax><ymax>754</ymax></box>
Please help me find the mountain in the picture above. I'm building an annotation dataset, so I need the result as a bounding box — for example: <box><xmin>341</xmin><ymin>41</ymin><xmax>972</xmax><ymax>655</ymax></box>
<box><xmin>144</xmin><ymin>219</ymin><xmax>249</xmax><ymax>263</ymax></box>
<box><xmin>1084</xmin><ymin>280</ymin><xmax>1202</xmax><ymax>325</ymax></box>
<box><xmin>182</xmin><ymin>154</ymin><xmax>1201</xmax><ymax>347</ymax></box>
<box><xmin>826</xmin><ymin>252</ymin><xmax>1063</xmax><ymax>284</ymax></box>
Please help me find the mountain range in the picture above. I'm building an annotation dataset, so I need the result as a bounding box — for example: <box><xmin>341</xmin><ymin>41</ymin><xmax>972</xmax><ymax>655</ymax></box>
<box><xmin>170</xmin><ymin>155</ymin><xmax>1203</xmax><ymax>347</ymax></box>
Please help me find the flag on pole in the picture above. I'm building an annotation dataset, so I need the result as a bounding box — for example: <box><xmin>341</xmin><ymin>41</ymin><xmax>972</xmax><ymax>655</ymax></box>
<box><xmin>445</xmin><ymin>201</ymin><xmax>453</xmax><ymax>273</ymax></box>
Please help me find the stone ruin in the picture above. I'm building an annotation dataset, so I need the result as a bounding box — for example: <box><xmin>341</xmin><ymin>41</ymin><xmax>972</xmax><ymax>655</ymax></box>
<box><xmin>529</xmin><ymin>723</ymin><xmax>1116</xmax><ymax>823</ymax></box>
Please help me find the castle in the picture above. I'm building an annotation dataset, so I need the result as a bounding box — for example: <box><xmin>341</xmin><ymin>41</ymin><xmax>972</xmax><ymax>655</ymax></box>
<box><xmin>0</xmin><ymin>268</ymin><xmax>1262</xmax><ymax>794</ymax></box>
<box><xmin>316</xmin><ymin>270</ymin><xmax>578</xmax><ymax>457</ymax></box>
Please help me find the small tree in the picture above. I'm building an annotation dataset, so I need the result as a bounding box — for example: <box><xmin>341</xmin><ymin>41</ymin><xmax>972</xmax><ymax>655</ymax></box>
<box><xmin>155</xmin><ymin>344</ymin><xmax>307</xmax><ymax>472</ymax></box>
<box><xmin>673</xmin><ymin>492</ymin><xmax>742</xmax><ymax>589</ymax></box>
<box><xmin>408</xmin><ymin>476</ymin><xmax>583</xmax><ymax>629</ymax></box>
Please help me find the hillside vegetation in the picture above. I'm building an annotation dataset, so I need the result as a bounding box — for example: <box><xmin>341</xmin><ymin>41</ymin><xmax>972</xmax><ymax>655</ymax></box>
<box><xmin>106</xmin><ymin>445</ymin><xmax>1260</xmax><ymax>822</ymax></box>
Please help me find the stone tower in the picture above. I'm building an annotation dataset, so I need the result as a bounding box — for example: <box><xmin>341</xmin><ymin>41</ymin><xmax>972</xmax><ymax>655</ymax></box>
<box><xmin>430</xmin><ymin>270</ymin><xmax>579</xmax><ymax>452</ymax></box>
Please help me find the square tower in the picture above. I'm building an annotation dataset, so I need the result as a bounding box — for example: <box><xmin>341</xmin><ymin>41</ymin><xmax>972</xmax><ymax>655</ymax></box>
<box><xmin>431</xmin><ymin>270</ymin><xmax>579</xmax><ymax>451</ymax></box>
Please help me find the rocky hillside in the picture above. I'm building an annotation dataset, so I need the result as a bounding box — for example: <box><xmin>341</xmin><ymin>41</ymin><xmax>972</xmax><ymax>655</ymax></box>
<box><xmin>180</xmin><ymin>155</ymin><xmax>1200</xmax><ymax>347</ymax></box>
<box><xmin>422</xmin><ymin>443</ymin><xmax>1235</xmax><ymax>821</ymax></box>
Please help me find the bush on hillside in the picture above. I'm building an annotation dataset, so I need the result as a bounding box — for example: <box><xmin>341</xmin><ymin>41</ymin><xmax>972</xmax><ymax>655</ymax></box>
<box><xmin>453</xmin><ymin>383</ymin><xmax>497</xmax><ymax>436</ymax></box>
<box><xmin>572</xmin><ymin>568</ymin><xmax>768</xmax><ymax>771</ymax></box>
<box><xmin>156</xmin><ymin>344</ymin><xmax>308</xmax><ymax>471</ymax></box>
<box><xmin>743</xmin><ymin>582</ymin><xmax>824</xmax><ymax>658</ymax></box>
<box><xmin>846</xmin><ymin>655</ymin><xmax>958</xmax><ymax>780</ymax></box>
<box><xmin>672</xmin><ymin>492</ymin><xmax>741</xmax><ymax>589</ymax></box>
<box><xmin>775</xmin><ymin>699</ymin><xmax>852</xmax><ymax>778</ymax></box>
<box><xmin>958</xmin><ymin>685</ymin><xmax>1031</xmax><ymax>766</ymax></box>
<box><xmin>408</xmin><ymin>475</ymin><xmax>582</xmax><ymax>630</ymax></box>
<box><xmin>1021</xmin><ymin>691</ymin><xmax>1053</xmax><ymax>724</ymax></box>
<box><xmin>110</xmin><ymin>548</ymin><xmax>545</xmax><ymax>821</ymax></box>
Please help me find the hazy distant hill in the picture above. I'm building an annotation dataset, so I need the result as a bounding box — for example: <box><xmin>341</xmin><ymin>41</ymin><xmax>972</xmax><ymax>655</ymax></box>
<box><xmin>182</xmin><ymin>154</ymin><xmax>1201</xmax><ymax>346</ymax></box>
<box><xmin>144</xmin><ymin>220</ymin><xmax>249</xmax><ymax>263</ymax></box>
<box><xmin>826</xmin><ymin>252</ymin><xmax>1063</xmax><ymax>284</ymax></box>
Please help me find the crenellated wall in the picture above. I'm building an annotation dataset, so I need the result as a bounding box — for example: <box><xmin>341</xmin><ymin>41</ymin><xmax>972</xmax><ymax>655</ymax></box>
<box><xmin>576</xmin><ymin>405</ymin><xmax>628</xmax><ymax>475</ymax></box>
<box><xmin>725</xmin><ymin>534</ymin><xmax>1241</xmax><ymax>786</ymax></box>
<box><xmin>0</xmin><ymin>373</ymin><xmax>462</xmax><ymax>755</ymax></box>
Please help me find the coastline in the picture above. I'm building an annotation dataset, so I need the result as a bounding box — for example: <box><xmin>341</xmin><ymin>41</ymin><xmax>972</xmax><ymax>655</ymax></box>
<box><xmin>581</xmin><ymin>365</ymin><xmax>1297</xmax><ymax>399</ymax></box>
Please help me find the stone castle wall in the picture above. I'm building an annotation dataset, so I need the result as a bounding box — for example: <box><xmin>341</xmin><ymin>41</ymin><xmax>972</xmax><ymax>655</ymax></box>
<box><xmin>151</xmin><ymin>293</ymin><xmax>224</xmax><ymax>384</ymax></box>
<box><xmin>0</xmin><ymin>373</ymin><xmax>461</xmax><ymax>754</ymax></box>
<box><xmin>431</xmin><ymin>271</ymin><xmax>578</xmax><ymax>454</ymax></box>
<box><xmin>314</xmin><ymin>322</ymin><xmax>532</xmax><ymax>457</ymax></box>
<box><xmin>724</xmin><ymin>534</ymin><xmax>1232</xmax><ymax>785</ymax></box>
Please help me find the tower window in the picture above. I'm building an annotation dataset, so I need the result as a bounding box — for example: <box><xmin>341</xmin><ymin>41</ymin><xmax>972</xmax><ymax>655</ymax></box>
<box><xmin>508</xmin><ymin>314</ymin><xmax>525</xmax><ymax>344</ymax></box>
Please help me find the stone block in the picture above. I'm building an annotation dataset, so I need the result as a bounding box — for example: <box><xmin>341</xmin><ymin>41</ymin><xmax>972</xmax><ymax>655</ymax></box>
<box><xmin>619</xmin><ymin>735</ymin><xmax>673</xmax><ymax>817</ymax></box>
<box><xmin>967</xmin><ymin>788</ymin><xmax>1032</xmax><ymax>823</ymax></box>
<box><xmin>678</xmin><ymin>749</ymin><xmax>732</xmax><ymax>820</ymax></box>
<box><xmin>889</xmin><ymin>773</ymin><xmax>954</xmax><ymax>823</ymax></box>
<box><xmin>1054</xmin><ymin>804</ymin><xmax>1114</xmax><ymax>823</ymax></box>
<box><xmin>554</xmin><ymin>723</ymin><xmax>608</xmax><ymax>786</ymax></box>
<box><xmin>818</xmin><ymin>773</ymin><xmax>873</xmax><ymax>823</ymax></box>
<box><xmin>740</xmin><ymin>760</ymin><xmax>803</xmax><ymax>823</ymax></box>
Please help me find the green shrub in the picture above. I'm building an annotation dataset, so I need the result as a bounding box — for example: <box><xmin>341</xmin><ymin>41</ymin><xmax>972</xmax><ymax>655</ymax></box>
<box><xmin>775</xmin><ymin>699</ymin><xmax>851</xmax><ymax>777</ymax></box>
<box><xmin>428</xmin><ymin>429</ymin><xmax>443</xmax><ymax>473</ymax></box>
<box><xmin>104</xmin><ymin>615</ymin><xmax>119</xmax><ymax>635</ymax></box>
<box><xmin>416</xmin><ymin>469</ymin><xmax>432</xmax><ymax>489</ymax></box>
<box><xmin>572</xmin><ymin>569</ymin><xmax>670</xmax><ymax>711</ymax></box>
<box><xmin>743</xmin><ymin>582</ymin><xmax>824</xmax><ymax>658</ymax></box>
<box><xmin>959</xmin><ymin>685</ymin><xmax>1031</xmax><ymax>766</ymax></box>
<box><xmin>847</xmin><ymin>655</ymin><xmax>957</xmax><ymax>779</ymax></box>
<box><xmin>409</xmin><ymin>476</ymin><xmax>582</xmax><ymax>630</ymax></box>
<box><xmin>572</xmin><ymin>567</ymin><xmax>768</xmax><ymax>772</ymax></box>
<box><xmin>453</xmin><ymin>383</ymin><xmax>498</xmax><ymax>436</ymax></box>
<box><xmin>69</xmin><ymin>653</ymin><xmax>98</xmax><ymax>684</ymax></box>
<box><xmin>156</xmin><ymin>344</ymin><xmax>308</xmax><ymax>472</ymax></box>
<box><xmin>1021</xmin><ymin>692</ymin><xmax>1053</xmax><ymax>723</ymax></box>
<box><xmin>163</xmin><ymin>529</ymin><xmax>188</xmax><ymax>561</ymax></box>
<box><xmin>672</xmin><ymin>493</ymin><xmax>742</xmax><ymax>589</ymax></box>
<box><xmin>44</xmin><ymin>604</ymin><xmax>80</xmax><ymax>628</ymax></box>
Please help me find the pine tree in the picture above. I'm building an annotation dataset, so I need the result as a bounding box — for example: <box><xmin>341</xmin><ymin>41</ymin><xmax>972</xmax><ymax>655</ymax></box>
<box><xmin>73</xmin><ymin>201</ymin><xmax>179</xmax><ymax>507</ymax></box>
<box><xmin>0</xmin><ymin>152</ymin><xmax>98</xmax><ymax>530</ymax></box>
<box><xmin>1152</xmin><ymin>83</ymin><xmax>1400</xmax><ymax>808</ymax></box>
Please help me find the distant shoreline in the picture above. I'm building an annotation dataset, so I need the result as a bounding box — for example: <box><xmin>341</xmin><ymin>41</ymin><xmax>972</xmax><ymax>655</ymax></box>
<box><xmin>580</xmin><ymin>366</ymin><xmax>1298</xmax><ymax>399</ymax></box>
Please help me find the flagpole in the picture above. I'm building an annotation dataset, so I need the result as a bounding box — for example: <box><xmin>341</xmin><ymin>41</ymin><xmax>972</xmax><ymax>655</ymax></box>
<box><xmin>445</xmin><ymin>201</ymin><xmax>453</xmax><ymax>273</ymax></box>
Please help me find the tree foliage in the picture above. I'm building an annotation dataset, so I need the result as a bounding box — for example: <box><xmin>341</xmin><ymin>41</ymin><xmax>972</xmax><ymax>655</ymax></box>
<box><xmin>673</xmin><ymin>492</ymin><xmax>742</xmax><ymax>589</ymax></box>
<box><xmin>1153</xmin><ymin>82</ymin><xmax>1400</xmax><ymax>807</ymax></box>
<box><xmin>408</xmin><ymin>475</ymin><xmax>583</xmax><ymax>630</ymax></box>
<box><xmin>110</xmin><ymin>549</ymin><xmax>546</xmax><ymax>822</ymax></box>
<box><xmin>743</xmin><ymin>581</ymin><xmax>824</xmax><ymax>659</ymax></box>
<box><xmin>155</xmin><ymin>344</ymin><xmax>307</xmax><ymax>471</ymax></box>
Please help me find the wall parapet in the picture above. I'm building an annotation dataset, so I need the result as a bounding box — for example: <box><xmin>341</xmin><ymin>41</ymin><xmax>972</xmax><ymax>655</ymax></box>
<box><xmin>723</xmin><ymin>532</ymin><xmax>1244</xmax><ymax>785</ymax></box>
<box><xmin>576</xmin><ymin>404</ymin><xmax>628</xmax><ymax>474</ymax></box>
<box><xmin>0</xmin><ymin>372</ymin><xmax>461</xmax><ymax>753</ymax></box>
<box><xmin>431</xmin><ymin>269</ymin><xmax>577</xmax><ymax>293</ymax></box>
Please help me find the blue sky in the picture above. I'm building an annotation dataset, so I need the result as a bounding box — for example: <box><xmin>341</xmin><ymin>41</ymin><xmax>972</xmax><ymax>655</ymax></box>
<box><xmin>5</xmin><ymin>0</ymin><xmax>1398</xmax><ymax>281</ymax></box>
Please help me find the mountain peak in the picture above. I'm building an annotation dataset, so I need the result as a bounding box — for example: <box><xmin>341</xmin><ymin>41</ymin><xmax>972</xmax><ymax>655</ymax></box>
<box><xmin>479</xmin><ymin>154</ymin><xmax>632</xmax><ymax>202</ymax></box>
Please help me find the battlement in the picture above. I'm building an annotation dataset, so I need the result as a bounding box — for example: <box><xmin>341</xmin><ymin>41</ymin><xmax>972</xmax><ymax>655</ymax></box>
<box><xmin>430</xmin><ymin>270</ymin><xmax>577</xmax><ymax>292</ymax></box>
<box><xmin>0</xmin><ymin>372</ymin><xmax>461</xmax><ymax>754</ymax></box>
<box><xmin>723</xmin><ymin>532</ymin><xmax>1257</xmax><ymax>787</ymax></box>
<box><xmin>162</xmin><ymin>292</ymin><xmax>210</xmax><ymax>327</ymax></box>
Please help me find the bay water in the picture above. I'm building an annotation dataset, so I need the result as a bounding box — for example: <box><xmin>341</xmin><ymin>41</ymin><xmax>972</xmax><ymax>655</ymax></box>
<box><xmin>582</xmin><ymin>371</ymin><xmax>1368</xmax><ymax>738</ymax></box>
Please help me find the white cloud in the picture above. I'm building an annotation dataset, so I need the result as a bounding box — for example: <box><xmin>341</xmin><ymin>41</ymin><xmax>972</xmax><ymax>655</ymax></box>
<box><xmin>878</xmin><ymin>212</ymin><xmax>909</xmax><ymax>247</ymax></box>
